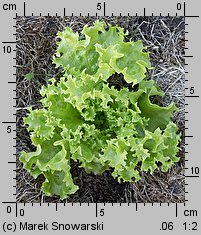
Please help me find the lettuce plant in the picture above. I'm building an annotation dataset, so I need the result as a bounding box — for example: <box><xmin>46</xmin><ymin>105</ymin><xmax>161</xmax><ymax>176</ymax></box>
<box><xmin>20</xmin><ymin>21</ymin><xmax>181</xmax><ymax>199</ymax></box>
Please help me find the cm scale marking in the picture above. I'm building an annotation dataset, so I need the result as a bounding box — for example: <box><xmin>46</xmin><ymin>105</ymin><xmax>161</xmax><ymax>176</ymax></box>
<box><xmin>0</xmin><ymin>202</ymin><xmax>199</xmax><ymax>233</ymax></box>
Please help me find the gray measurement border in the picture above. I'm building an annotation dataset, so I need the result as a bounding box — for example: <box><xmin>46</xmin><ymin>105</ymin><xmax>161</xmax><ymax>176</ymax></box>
<box><xmin>1</xmin><ymin>0</ymin><xmax>200</xmax><ymax>216</ymax></box>
<box><xmin>1</xmin><ymin>201</ymin><xmax>180</xmax><ymax>218</ymax></box>
<box><xmin>2</xmin><ymin>1</ymin><xmax>200</xmax><ymax>201</ymax></box>
<box><xmin>10</xmin><ymin>1</ymin><xmax>200</xmax><ymax>17</ymax></box>
<box><xmin>0</xmin><ymin>1</ymin><xmax>200</xmax><ymax>234</ymax></box>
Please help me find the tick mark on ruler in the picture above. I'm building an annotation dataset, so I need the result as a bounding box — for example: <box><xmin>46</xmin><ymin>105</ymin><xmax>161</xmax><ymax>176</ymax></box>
<box><xmin>185</xmin><ymin>175</ymin><xmax>199</xmax><ymax>178</ymax></box>
<box><xmin>2</xmin><ymin>41</ymin><xmax>16</xmax><ymax>44</ymax></box>
<box><xmin>2</xmin><ymin>202</ymin><xmax>16</xmax><ymax>204</ymax></box>
<box><xmin>2</xmin><ymin>121</ymin><xmax>16</xmax><ymax>124</ymax></box>
<box><xmin>95</xmin><ymin>203</ymin><xmax>98</xmax><ymax>217</ymax></box>
<box><xmin>185</xmin><ymin>15</ymin><xmax>200</xmax><ymax>18</ymax></box>
<box><xmin>103</xmin><ymin>1</ymin><xmax>106</xmax><ymax>16</ymax></box>
<box><xmin>24</xmin><ymin>2</ymin><xmax>26</xmax><ymax>16</ymax></box>
<box><xmin>183</xmin><ymin>2</ymin><xmax>186</xmax><ymax>17</ymax></box>
<box><xmin>176</xmin><ymin>203</ymin><xmax>178</xmax><ymax>217</ymax></box>
<box><xmin>185</xmin><ymin>95</ymin><xmax>199</xmax><ymax>98</ymax></box>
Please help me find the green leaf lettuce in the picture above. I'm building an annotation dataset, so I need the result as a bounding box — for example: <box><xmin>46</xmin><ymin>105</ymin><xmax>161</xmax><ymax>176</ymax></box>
<box><xmin>20</xmin><ymin>21</ymin><xmax>181</xmax><ymax>199</ymax></box>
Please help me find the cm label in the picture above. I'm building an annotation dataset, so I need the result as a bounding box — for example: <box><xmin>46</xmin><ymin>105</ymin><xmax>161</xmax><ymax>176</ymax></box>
<box><xmin>2</xmin><ymin>3</ymin><xmax>16</xmax><ymax>11</ymax></box>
